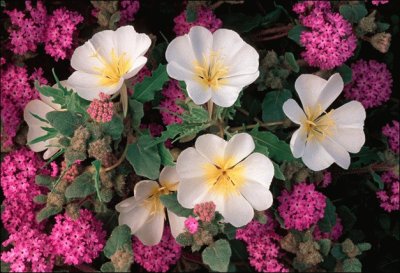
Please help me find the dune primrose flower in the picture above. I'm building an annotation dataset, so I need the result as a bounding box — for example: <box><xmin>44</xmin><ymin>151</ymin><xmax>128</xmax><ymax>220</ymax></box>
<box><xmin>176</xmin><ymin>133</ymin><xmax>274</xmax><ymax>227</ymax></box>
<box><xmin>166</xmin><ymin>26</ymin><xmax>259</xmax><ymax>107</ymax></box>
<box><xmin>283</xmin><ymin>73</ymin><xmax>366</xmax><ymax>171</ymax></box>
<box><xmin>115</xmin><ymin>167</ymin><xmax>185</xmax><ymax>246</ymax></box>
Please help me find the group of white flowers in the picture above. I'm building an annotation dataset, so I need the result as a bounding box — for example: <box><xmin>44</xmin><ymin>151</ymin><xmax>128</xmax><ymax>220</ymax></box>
<box><xmin>24</xmin><ymin>25</ymin><xmax>366</xmax><ymax>245</ymax></box>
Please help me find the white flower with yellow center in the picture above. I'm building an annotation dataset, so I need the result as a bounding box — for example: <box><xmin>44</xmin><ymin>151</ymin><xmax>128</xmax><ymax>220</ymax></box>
<box><xmin>115</xmin><ymin>166</ymin><xmax>185</xmax><ymax>246</ymax></box>
<box><xmin>24</xmin><ymin>92</ymin><xmax>62</xmax><ymax>160</ymax></box>
<box><xmin>166</xmin><ymin>26</ymin><xmax>259</xmax><ymax>107</ymax></box>
<box><xmin>67</xmin><ymin>25</ymin><xmax>151</xmax><ymax>101</ymax></box>
<box><xmin>176</xmin><ymin>133</ymin><xmax>274</xmax><ymax>227</ymax></box>
<box><xmin>282</xmin><ymin>73</ymin><xmax>366</xmax><ymax>171</ymax></box>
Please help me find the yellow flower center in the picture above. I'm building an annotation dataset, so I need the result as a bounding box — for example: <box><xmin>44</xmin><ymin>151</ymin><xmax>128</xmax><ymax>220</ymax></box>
<box><xmin>193</xmin><ymin>51</ymin><xmax>229</xmax><ymax>90</ymax></box>
<box><xmin>302</xmin><ymin>104</ymin><xmax>336</xmax><ymax>141</ymax></box>
<box><xmin>143</xmin><ymin>183</ymin><xmax>177</xmax><ymax>215</ymax></box>
<box><xmin>92</xmin><ymin>48</ymin><xmax>132</xmax><ymax>87</ymax></box>
<box><xmin>204</xmin><ymin>157</ymin><xmax>245</xmax><ymax>197</ymax></box>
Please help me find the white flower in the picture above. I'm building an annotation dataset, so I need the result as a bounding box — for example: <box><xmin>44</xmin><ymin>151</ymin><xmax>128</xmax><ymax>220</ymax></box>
<box><xmin>282</xmin><ymin>73</ymin><xmax>366</xmax><ymax>171</ymax></box>
<box><xmin>115</xmin><ymin>166</ymin><xmax>185</xmax><ymax>246</ymax></box>
<box><xmin>176</xmin><ymin>133</ymin><xmax>274</xmax><ymax>227</ymax></box>
<box><xmin>166</xmin><ymin>26</ymin><xmax>259</xmax><ymax>107</ymax></box>
<box><xmin>67</xmin><ymin>25</ymin><xmax>151</xmax><ymax>101</ymax></box>
<box><xmin>24</xmin><ymin>93</ymin><xmax>62</xmax><ymax>160</ymax></box>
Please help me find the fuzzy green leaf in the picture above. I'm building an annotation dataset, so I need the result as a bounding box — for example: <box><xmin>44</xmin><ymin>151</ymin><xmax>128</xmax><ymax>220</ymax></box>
<box><xmin>357</xmin><ymin>243</ymin><xmax>372</xmax><ymax>252</ymax></box>
<box><xmin>331</xmin><ymin>245</ymin><xmax>346</xmax><ymax>260</ymax></box>
<box><xmin>158</xmin><ymin>144</ymin><xmax>175</xmax><ymax>166</ymax></box>
<box><xmin>339</xmin><ymin>4</ymin><xmax>367</xmax><ymax>23</ymax></box>
<box><xmin>159</xmin><ymin>192</ymin><xmax>193</xmax><ymax>217</ymax></box>
<box><xmin>92</xmin><ymin>160</ymin><xmax>103</xmax><ymax>202</ymax></box>
<box><xmin>128</xmin><ymin>99</ymin><xmax>144</xmax><ymax>129</ymax></box>
<box><xmin>132</xmin><ymin>64</ymin><xmax>168</xmax><ymax>103</ymax></box>
<box><xmin>284</xmin><ymin>52</ymin><xmax>299</xmax><ymax>73</ymax></box>
<box><xmin>273</xmin><ymin>162</ymin><xmax>285</xmax><ymax>180</ymax></box>
<box><xmin>186</xmin><ymin>6</ymin><xmax>197</xmax><ymax>22</ymax></box>
<box><xmin>36</xmin><ymin>205</ymin><xmax>62</xmax><ymax>222</ymax></box>
<box><xmin>101</xmin><ymin>262</ymin><xmax>115</xmax><ymax>272</ymax></box>
<box><xmin>337</xmin><ymin>64</ymin><xmax>352</xmax><ymax>84</ymax></box>
<box><xmin>318</xmin><ymin>239</ymin><xmax>332</xmax><ymax>256</ymax></box>
<box><xmin>103</xmin><ymin>225</ymin><xmax>133</xmax><ymax>258</ymax></box>
<box><xmin>46</xmin><ymin>111</ymin><xmax>83</xmax><ymax>137</ymax></box>
<box><xmin>288</xmin><ymin>25</ymin><xmax>307</xmax><ymax>46</ymax></box>
<box><xmin>223</xmin><ymin>224</ymin><xmax>238</xmax><ymax>240</ymax></box>
<box><xmin>35</xmin><ymin>175</ymin><xmax>55</xmax><ymax>189</ymax></box>
<box><xmin>65</xmin><ymin>172</ymin><xmax>96</xmax><ymax>198</ymax></box>
<box><xmin>343</xmin><ymin>258</ymin><xmax>362</xmax><ymax>272</ymax></box>
<box><xmin>35</xmin><ymin>83</ymin><xmax>68</xmax><ymax>108</ymax></box>
<box><xmin>101</xmin><ymin>115</ymin><xmax>124</xmax><ymax>140</ymax></box>
<box><xmin>202</xmin><ymin>239</ymin><xmax>232</xmax><ymax>272</ymax></box>
<box><xmin>318</xmin><ymin>198</ymin><xmax>337</xmax><ymax>233</ymax></box>
<box><xmin>33</xmin><ymin>194</ymin><xmax>48</xmax><ymax>204</ymax></box>
<box><xmin>262</xmin><ymin>90</ymin><xmax>292</xmax><ymax>122</ymax></box>
<box><xmin>371</xmin><ymin>171</ymin><xmax>384</xmax><ymax>190</ymax></box>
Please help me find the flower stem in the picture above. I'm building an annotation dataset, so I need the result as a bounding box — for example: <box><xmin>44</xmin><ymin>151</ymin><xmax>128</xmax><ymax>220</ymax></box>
<box><xmin>207</xmin><ymin>100</ymin><xmax>214</xmax><ymax>121</ymax></box>
<box><xmin>120</xmin><ymin>83</ymin><xmax>128</xmax><ymax>118</ymax></box>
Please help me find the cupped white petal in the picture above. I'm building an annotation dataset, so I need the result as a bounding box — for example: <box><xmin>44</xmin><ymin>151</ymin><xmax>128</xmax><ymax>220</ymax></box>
<box><xmin>212</xmin><ymin>28</ymin><xmax>248</xmax><ymax>64</ymax></box>
<box><xmin>283</xmin><ymin>99</ymin><xmax>306</xmax><ymax>124</ymax></box>
<box><xmin>115</xmin><ymin>26</ymin><xmax>151</xmax><ymax>61</ymax></box>
<box><xmin>167</xmin><ymin>210</ymin><xmax>186</xmax><ymax>238</ymax></box>
<box><xmin>117</xmin><ymin>202</ymin><xmax>150</xmax><ymax>234</ymax></box>
<box><xmin>185</xmin><ymin>80</ymin><xmax>212</xmax><ymax>105</ymax></box>
<box><xmin>290</xmin><ymin>127</ymin><xmax>307</xmax><ymax>158</ymax></box>
<box><xmin>134</xmin><ymin>180</ymin><xmax>160</xmax><ymax>202</ymax></box>
<box><xmin>177</xmin><ymin>176</ymin><xmax>210</xmax><ymax>208</ymax></box>
<box><xmin>332</xmin><ymin>101</ymin><xmax>366</xmax><ymax>129</ymax></box>
<box><xmin>320</xmin><ymin>137</ymin><xmax>351</xmax><ymax>169</ymax></box>
<box><xmin>235</xmin><ymin>152</ymin><xmax>274</xmax><ymax>188</ymax></box>
<box><xmin>239</xmin><ymin>180</ymin><xmax>273</xmax><ymax>211</ymax></box>
<box><xmin>302</xmin><ymin>138</ymin><xmax>335</xmax><ymax>171</ymax></box>
<box><xmin>223</xmin><ymin>194</ymin><xmax>254</xmax><ymax>227</ymax></box>
<box><xmin>224</xmin><ymin>72</ymin><xmax>260</xmax><ymax>88</ymax></box>
<box><xmin>317</xmin><ymin>73</ymin><xmax>344</xmax><ymax>112</ymax></box>
<box><xmin>159</xmin><ymin>166</ymin><xmax>179</xmax><ymax>190</ymax></box>
<box><xmin>188</xmin><ymin>26</ymin><xmax>213</xmax><ymax>62</ymax></box>
<box><xmin>26</xmin><ymin>127</ymin><xmax>48</xmax><ymax>152</ymax></box>
<box><xmin>39</xmin><ymin>93</ymin><xmax>62</xmax><ymax>111</ymax></box>
<box><xmin>24</xmin><ymin>100</ymin><xmax>55</xmax><ymax>126</ymax></box>
<box><xmin>166</xmin><ymin>62</ymin><xmax>195</xmax><ymax>81</ymax></box>
<box><xmin>224</xmin><ymin>43</ymin><xmax>259</xmax><ymax>77</ymax></box>
<box><xmin>224</xmin><ymin>133</ymin><xmax>255</xmax><ymax>167</ymax></box>
<box><xmin>176</xmin><ymin>147</ymin><xmax>211</xmax><ymax>179</ymax></box>
<box><xmin>295</xmin><ymin>74</ymin><xmax>327</xmax><ymax>110</ymax></box>
<box><xmin>211</xmin><ymin>85</ymin><xmax>242</xmax><ymax>107</ymax></box>
<box><xmin>195</xmin><ymin>134</ymin><xmax>227</xmax><ymax>166</ymax></box>
<box><xmin>43</xmin><ymin>146</ymin><xmax>60</xmax><ymax>160</ymax></box>
<box><xmin>134</xmin><ymin>212</ymin><xmax>165</xmax><ymax>246</ymax></box>
<box><xmin>70</xmin><ymin>42</ymin><xmax>104</xmax><ymax>74</ymax></box>
<box><xmin>166</xmin><ymin>35</ymin><xmax>196</xmax><ymax>73</ymax></box>
<box><xmin>115</xmin><ymin>196</ymin><xmax>137</xmax><ymax>213</ymax></box>
<box><xmin>88</xmin><ymin>29</ymin><xmax>116</xmax><ymax>63</ymax></box>
<box><xmin>124</xmin><ymin>56</ymin><xmax>148</xmax><ymax>79</ymax></box>
<box><xmin>332</xmin><ymin>127</ymin><xmax>365</xmax><ymax>153</ymax></box>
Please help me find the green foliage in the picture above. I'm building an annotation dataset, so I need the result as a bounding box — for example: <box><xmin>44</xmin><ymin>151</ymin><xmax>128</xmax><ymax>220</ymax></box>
<box><xmin>318</xmin><ymin>198</ymin><xmax>337</xmax><ymax>233</ymax></box>
<box><xmin>284</xmin><ymin>52</ymin><xmax>299</xmax><ymax>73</ymax></box>
<box><xmin>223</xmin><ymin>223</ymin><xmax>237</xmax><ymax>240</ymax></box>
<box><xmin>331</xmin><ymin>244</ymin><xmax>346</xmax><ymax>260</ymax></box>
<box><xmin>337</xmin><ymin>64</ymin><xmax>353</xmax><ymax>84</ymax></box>
<box><xmin>33</xmin><ymin>194</ymin><xmax>47</xmax><ymax>204</ymax></box>
<box><xmin>100</xmin><ymin>262</ymin><xmax>115</xmax><ymax>272</ymax></box>
<box><xmin>101</xmin><ymin>115</ymin><xmax>124</xmax><ymax>140</ymax></box>
<box><xmin>288</xmin><ymin>25</ymin><xmax>307</xmax><ymax>46</ymax></box>
<box><xmin>357</xmin><ymin>243</ymin><xmax>372</xmax><ymax>252</ymax></box>
<box><xmin>339</xmin><ymin>4</ymin><xmax>367</xmax><ymax>24</ymax></box>
<box><xmin>36</xmin><ymin>205</ymin><xmax>62</xmax><ymax>222</ymax></box>
<box><xmin>35</xmin><ymin>175</ymin><xmax>55</xmax><ymax>189</ymax></box>
<box><xmin>65</xmin><ymin>172</ymin><xmax>96</xmax><ymax>198</ymax></box>
<box><xmin>103</xmin><ymin>225</ymin><xmax>133</xmax><ymax>258</ymax></box>
<box><xmin>343</xmin><ymin>258</ymin><xmax>362</xmax><ymax>272</ymax></box>
<box><xmin>131</xmin><ymin>64</ymin><xmax>169</xmax><ymax>103</ymax></box>
<box><xmin>158</xmin><ymin>143</ymin><xmax>175</xmax><ymax>166</ymax></box>
<box><xmin>159</xmin><ymin>192</ymin><xmax>193</xmax><ymax>217</ymax></box>
<box><xmin>185</xmin><ymin>6</ymin><xmax>197</xmax><ymax>22</ymax></box>
<box><xmin>126</xmin><ymin>134</ymin><xmax>161</xmax><ymax>179</ymax></box>
<box><xmin>92</xmin><ymin>160</ymin><xmax>103</xmax><ymax>202</ymax></box>
<box><xmin>202</xmin><ymin>239</ymin><xmax>232</xmax><ymax>272</ymax></box>
<box><xmin>176</xmin><ymin>232</ymin><xmax>194</xmax><ymax>246</ymax></box>
<box><xmin>272</xmin><ymin>162</ymin><xmax>286</xmax><ymax>180</ymax></box>
<box><xmin>262</xmin><ymin>89</ymin><xmax>292</xmax><ymax>122</ymax></box>
<box><xmin>371</xmin><ymin>171</ymin><xmax>384</xmax><ymax>190</ymax></box>
<box><xmin>318</xmin><ymin>239</ymin><xmax>332</xmax><ymax>256</ymax></box>
<box><xmin>46</xmin><ymin>111</ymin><xmax>83</xmax><ymax>137</ymax></box>
<box><xmin>128</xmin><ymin>99</ymin><xmax>144</xmax><ymax>129</ymax></box>
<box><xmin>338</xmin><ymin>205</ymin><xmax>357</xmax><ymax>234</ymax></box>
<box><xmin>351</xmin><ymin>146</ymin><xmax>380</xmax><ymax>168</ymax></box>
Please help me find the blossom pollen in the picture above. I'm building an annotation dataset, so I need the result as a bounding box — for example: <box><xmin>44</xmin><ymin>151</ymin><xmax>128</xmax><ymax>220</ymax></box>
<box><xmin>193</xmin><ymin>52</ymin><xmax>228</xmax><ymax>90</ymax></box>
<box><xmin>303</xmin><ymin>105</ymin><xmax>336</xmax><ymax>141</ymax></box>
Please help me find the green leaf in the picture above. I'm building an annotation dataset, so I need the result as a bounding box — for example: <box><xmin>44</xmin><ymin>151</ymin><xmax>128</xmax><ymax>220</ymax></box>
<box><xmin>376</xmin><ymin>22</ymin><xmax>390</xmax><ymax>32</ymax></box>
<box><xmin>357</xmin><ymin>243</ymin><xmax>372</xmax><ymax>252</ymax></box>
<box><xmin>338</xmin><ymin>205</ymin><xmax>357</xmax><ymax>234</ymax></box>
<box><xmin>92</xmin><ymin>160</ymin><xmax>103</xmax><ymax>202</ymax></box>
<box><xmin>186</xmin><ymin>6</ymin><xmax>197</xmax><ymax>22</ymax></box>
<box><xmin>273</xmin><ymin>162</ymin><xmax>285</xmax><ymax>180</ymax></box>
<box><xmin>35</xmin><ymin>83</ymin><xmax>68</xmax><ymax>108</ymax></box>
<box><xmin>262</xmin><ymin>89</ymin><xmax>292</xmax><ymax>122</ymax></box>
<box><xmin>66</xmin><ymin>92</ymin><xmax>90</xmax><ymax>118</ymax></box>
<box><xmin>65</xmin><ymin>172</ymin><xmax>96</xmax><ymax>198</ymax></box>
<box><xmin>46</xmin><ymin>111</ymin><xmax>83</xmax><ymax>137</ymax></box>
<box><xmin>132</xmin><ymin>64</ymin><xmax>168</xmax><ymax>103</ymax></box>
<box><xmin>35</xmin><ymin>175</ymin><xmax>55</xmax><ymax>188</ymax></box>
<box><xmin>339</xmin><ymin>4</ymin><xmax>367</xmax><ymax>23</ymax></box>
<box><xmin>288</xmin><ymin>25</ymin><xmax>307</xmax><ymax>46</ymax></box>
<box><xmin>181</xmin><ymin>107</ymin><xmax>209</xmax><ymax>123</ymax></box>
<box><xmin>109</xmin><ymin>11</ymin><xmax>121</xmax><ymax>29</ymax></box>
<box><xmin>318</xmin><ymin>198</ymin><xmax>337</xmax><ymax>233</ymax></box>
<box><xmin>159</xmin><ymin>192</ymin><xmax>193</xmax><ymax>217</ymax></box>
<box><xmin>337</xmin><ymin>64</ymin><xmax>352</xmax><ymax>84</ymax></box>
<box><xmin>128</xmin><ymin>99</ymin><xmax>144</xmax><ymax>129</ymax></box>
<box><xmin>318</xmin><ymin>239</ymin><xmax>332</xmax><ymax>256</ymax></box>
<box><xmin>36</xmin><ymin>205</ymin><xmax>62</xmax><ymax>222</ymax></box>
<box><xmin>351</xmin><ymin>146</ymin><xmax>380</xmax><ymax>168</ymax></box>
<box><xmin>103</xmin><ymin>225</ymin><xmax>133</xmax><ymax>258</ymax></box>
<box><xmin>250</xmin><ymin>127</ymin><xmax>295</xmax><ymax>163</ymax></box>
<box><xmin>284</xmin><ymin>52</ymin><xmax>299</xmax><ymax>73</ymax></box>
<box><xmin>28</xmin><ymin>130</ymin><xmax>58</xmax><ymax>145</ymax></box>
<box><xmin>223</xmin><ymin>223</ymin><xmax>237</xmax><ymax>240</ymax></box>
<box><xmin>371</xmin><ymin>171</ymin><xmax>384</xmax><ymax>190</ymax></box>
<box><xmin>343</xmin><ymin>258</ymin><xmax>362</xmax><ymax>272</ymax></box>
<box><xmin>101</xmin><ymin>262</ymin><xmax>115</xmax><ymax>272</ymax></box>
<box><xmin>331</xmin><ymin>245</ymin><xmax>346</xmax><ymax>260</ymax></box>
<box><xmin>101</xmin><ymin>115</ymin><xmax>124</xmax><ymax>140</ymax></box>
<box><xmin>158</xmin><ymin>144</ymin><xmax>175</xmax><ymax>166</ymax></box>
<box><xmin>202</xmin><ymin>239</ymin><xmax>232</xmax><ymax>272</ymax></box>
<box><xmin>33</xmin><ymin>194</ymin><xmax>47</xmax><ymax>204</ymax></box>
<box><xmin>126</xmin><ymin>135</ymin><xmax>161</xmax><ymax>179</ymax></box>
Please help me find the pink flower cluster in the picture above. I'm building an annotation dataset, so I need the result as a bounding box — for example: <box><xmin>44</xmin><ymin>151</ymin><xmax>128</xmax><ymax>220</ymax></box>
<box><xmin>1</xmin><ymin>226</ymin><xmax>55</xmax><ymax>272</ymax></box>
<box><xmin>160</xmin><ymin>80</ymin><xmax>185</xmax><ymax>125</ymax></box>
<box><xmin>372</xmin><ymin>0</ymin><xmax>389</xmax><ymax>5</ymax></box>
<box><xmin>87</xmin><ymin>93</ymin><xmax>114</xmax><ymax>123</ymax></box>
<box><xmin>4</xmin><ymin>0</ymin><xmax>83</xmax><ymax>60</ymax></box>
<box><xmin>313</xmin><ymin>215</ymin><xmax>343</xmax><ymax>241</ymax></box>
<box><xmin>1</xmin><ymin>148</ymin><xmax>46</xmax><ymax>234</ymax></box>
<box><xmin>193</xmin><ymin>201</ymin><xmax>216</xmax><ymax>222</ymax></box>
<box><xmin>278</xmin><ymin>183</ymin><xmax>326</xmax><ymax>231</ymax></box>
<box><xmin>293</xmin><ymin>1</ymin><xmax>357</xmax><ymax>69</ymax></box>
<box><xmin>376</xmin><ymin>171</ymin><xmax>399</xmax><ymax>212</ymax></box>
<box><xmin>0</xmin><ymin>64</ymin><xmax>47</xmax><ymax>147</ymax></box>
<box><xmin>321</xmin><ymin>171</ymin><xmax>332</xmax><ymax>188</ymax></box>
<box><xmin>173</xmin><ymin>5</ymin><xmax>222</xmax><ymax>35</ymax></box>
<box><xmin>344</xmin><ymin>60</ymin><xmax>393</xmax><ymax>109</ymax></box>
<box><xmin>236</xmin><ymin>215</ymin><xmax>288</xmax><ymax>272</ymax></box>
<box><xmin>382</xmin><ymin>120</ymin><xmax>399</xmax><ymax>154</ymax></box>
<box><xmin>184</xmin><ymin>216</ymin><xmax>199</xmax><ymax>234</ymax></box>
<box><xmin>133</xmin><ymin>227</ymin><xmax>182</xmax><ymax>272</ymax></box>
<box><xmin>120</xmin><ymin>0</ymin><xmax>140</xmax><ymax>25</ymax></box>
<box><xmin>49</xmin><ymin>209</ymin><xmax>106</xmax><ymax>265</ymax></box>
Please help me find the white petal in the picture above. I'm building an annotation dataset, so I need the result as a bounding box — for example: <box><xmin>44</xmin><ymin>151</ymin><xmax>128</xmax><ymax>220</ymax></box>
<box><xmin>283</xmin><ymin>99</ymin><xmax>306</xmax><ymax>124</ymax></box>
<box><xmin>135</xmin><ymin>212</ymin><xmax>165</xmax><ymax>246</ymax></box>
<box><xmin>302</xmin><ymin>139</ymin><xmax>334</xmax><ymax>171</ymax></box>
<box><xmin>27</xmin><ymin>127</ymin><xmax>47</xmax><ymax>152</ymax></box>
<box><xmin>235</xmin><ymin>152</ymin><xmax>274</xmax><ymax>188</ymax></box>
<box><xmin>332</xmin><ymin>101</ymin><xmax>366</xmax><ymax>129</ymax></box>
<box><xmin>159</xmin><ymin>166</ymin><xmax>179</xmax><ymax>190</ymax></box>
<box><xmin>212</xmin><ymin>28</ymin><xmax>248</xmax><ymax>64</ymax></box>
<box><xmin>134</xmin><ymin>180</ymin><xmax>160</xmax><ymax>202</ymax></box>
<box><xmin>118</xmin><ymin>203</ymin><xmax>150</xmax><ymax>234</ymax></box>
<box><xmin>320</xmin><ymin>137</ymin><xmax>351</xmax><ymax>169</ymax></box>
<box><xmin>166</xmin><ymin>62</ymin><xmax>195</xmax><ymax>81</ymax></box>
<box><xmin>188</xmin><ymin>26</ymin><xmax>213</xmax><ymax>62</ymax></box>
<box><xmin>166</xmin><ymin>35</ymin><xmax>196</xmax><ymax>72</ymax></box>
<box><xmin>88</xmin><ymin>29</ymin><xmax>116</xmax><ymax>63</ymax></box>
<box><xmin>176</xmin><ymin>147</ymin><xmax>210</xmax><ymax>179</ymax></box>
<box><xmin>24</xmin><ymin>100</ymin><xmax>54</xmax><ymax>126</ymax></box>
<box><xmin>39</xmin><ymin>93</ymin><xmax>61</xmax><ymax>111</ymax></box>
<box><xmin>177</xmin><ymin>176</ymin><xmax>210</xmax><ymax>208</ymax></box>
<box><xmin>195</xmin><ymin>134</ymin><xmax>227</xmax><ymax>166</ymax></box>
<box><xmin>186</xmin><ymin>80</ymin><xmax>212</xmax><ymax>105</ymax></box>
<box><xmin>290</xmin><ymin>127</ymin><xmax>307</xmax><ymax>158</ymax></box>
<box><xmin>295</xmin><ymin>74</ymin><xmax>327</xmax><ymax>110</ymax></box>
<box><xmin>70</xmin><ymin>42</ymin><xmax>104</xmax><ymax>74</ymax></box>
<box><xmin>124</xmin><ymin>56</ymin><xmax>147</xmax><ymax>79</ymax></box>
<box><xmin>224</xmin><ymin>133</ymin><xmax>255</xmax><ymax>168</ymax></box>
<box><xmin>211</xmin><ymin>85</ymin><xmax>242</xmax><ymax>107</ymax></box>
<box><xmin>224</xmin><ymin>72</ymin><xmax>259</xmax><ymax>88</ymax></box>
<box><xmin>43</xmin><ymin>141</ymin><xmax>60</xmax><ymax>160</ymax></box>
<box><xmin>115</xmin><ymin>26</ymin><xmax>151</xmax><ymax>61</ymax></box>
<box><xmin>224</xmin><ymin>43</ymin><xmax>259</xmax><ymax>77</ymax></box>
<box><xmin>167</xmin><ymin>210</ymin><xmax>186</xmax><ymax>238</ymax></box>
<box><xmin>317</xmin><ymin>73</ymin><xmax>344</xmax><ymax>112</ymax></box>
<box><xmin>239</xmin><ymin>181</ymin><xmax>273</xmax><ymax>211</ymax></box>
<box><xmin>67</xmin><ymin>71</ymin><xmax>123</xmax><ymax>100</ymax></box>
<box><xmin>223</xmin><ymin>194</ymin><xmax>254</xmax><ymax>227</ymax></box>
<box><xmin>332</xmin><ymin>127</ymin><xmax>365</xmax><ymax>153</ymax></box>
<box><xmin>115</xmin><ymin>196</ymin><xmax>137</xmax><ymax>213</ymax></box>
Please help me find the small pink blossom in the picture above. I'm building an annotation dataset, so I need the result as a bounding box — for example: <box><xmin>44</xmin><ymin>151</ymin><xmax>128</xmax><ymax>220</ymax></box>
<box><xmin>173</xmin><ymin>6</ymin><xmax>222</xmax><ymax>36</ymax></box>
<box><xmin>376</xmin><ymin>171</ymin><xmax>399</xmax><ymax>212</ymax></box>
<box><xmin>184</xmin><ymin>216</ymin><xmax>199</xmax><ymax>234</ymax></box>
<box><xmin>160</xmin><ymin>80</ymin><xmax>185</xmax><ymax>126</ymax></box>
<box><xmin>372</xmin><ymin>0</ymin><xmax>389</xmax><ymax>5</ymax></box>
<box><xmin>120</xmin><ymin>0</ymin><xmax>140</xmax><ymax>25</ymax></box>
<box><xmin>382</xmin><ymin>120</ymin><xmax>399</xmax><ymax>154</ymax></box>
<box><xmin>313</xmin><ymin>215</ymin><xmax>343</xmax><ymax>241</ymax></box>
<box><xmin>87</xmin><ymin>92</ymin><xmax>114</xmax><ymax>123</ymax></box>
<box><xmin>194</xmin><ymin>201</ymin><xmax>216</xmax><ymax>222</ymax></box>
